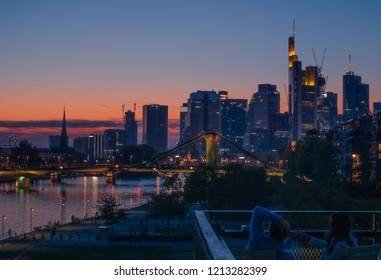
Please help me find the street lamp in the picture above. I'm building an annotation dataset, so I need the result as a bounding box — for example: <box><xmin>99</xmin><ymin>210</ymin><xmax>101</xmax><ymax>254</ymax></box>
<box><xmin>30</xmin><ymin>208</ymin><xmax>34</xmax><ymax>232</ymax></box>
<box><xmin>2</xmin><ymin>215</ymin><xmax>6</xmax><ymax>240</ymax></box>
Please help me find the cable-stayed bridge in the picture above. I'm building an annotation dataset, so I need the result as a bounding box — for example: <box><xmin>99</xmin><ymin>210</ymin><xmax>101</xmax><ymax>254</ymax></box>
<box><xmin>0</xmin><ymin>130</ymin><xmax>285</xmax><ymax>187</ymax></box>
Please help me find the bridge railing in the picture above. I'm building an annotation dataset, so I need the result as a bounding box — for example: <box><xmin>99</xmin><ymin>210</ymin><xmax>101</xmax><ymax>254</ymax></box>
<box><xmin>193</xmin><ymin>209</ymin><xmax>381</xmax><ymax>260</ymax></box>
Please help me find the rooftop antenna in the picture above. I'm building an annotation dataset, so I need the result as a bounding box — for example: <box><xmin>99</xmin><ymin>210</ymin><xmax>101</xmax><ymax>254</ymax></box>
<box><xmin>349</xmin><ymin>54</ymin><xmax>352</xmax><ymax>71</ymax></box>
<box><xmin>133</xmin><ymin>103</ymin><xmax>136</xmax><ymax>112</ymax></box>
<box><xmin>293</xmin><ymin>18</ymin><xmax>295</xmax><ymax>37</ymax></box>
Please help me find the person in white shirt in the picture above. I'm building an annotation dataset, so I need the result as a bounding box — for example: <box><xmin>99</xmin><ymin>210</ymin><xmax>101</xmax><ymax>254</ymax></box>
<box><xmin>299</xmin><ymin>212</ymin><xmax>358</xmax><ymax>260</ymax></box>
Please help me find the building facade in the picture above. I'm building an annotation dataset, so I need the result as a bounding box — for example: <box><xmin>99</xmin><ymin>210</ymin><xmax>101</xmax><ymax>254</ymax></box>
<box><xmin>88</xmin><ymin>134</ymin><xmax>104</xmax><ymax>161</ymax></box>
<box><xmin>124</xmin><ymin>110</ymin><xmax>138</xmax><ymax>146</ymax></box>
<box><xmin>220</xmin><ymin>98</ymin><xmax>247</xmax><ymax>150</ymax></box>
<box><xmin>343</xmin><ymin>68</ymin><xmax>369</xmax><ymax>122</ymax></box>
<box><xmin>142</xmin><ymin>104</ymin><xmax>168</xmax><ymax>152</ymax></box>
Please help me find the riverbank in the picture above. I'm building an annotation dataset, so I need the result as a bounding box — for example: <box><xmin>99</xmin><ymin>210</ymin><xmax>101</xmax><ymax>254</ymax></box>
<box><xmin>0</xmin><ymin>206</ymin><xmax>194</xmax><ymax>260</ymax></box>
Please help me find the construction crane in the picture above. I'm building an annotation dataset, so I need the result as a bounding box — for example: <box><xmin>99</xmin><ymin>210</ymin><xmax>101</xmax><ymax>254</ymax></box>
<box><xmin>312</xmin><ymin>48</ymin><xmax>326</xmax><ymax>77</ymax></box>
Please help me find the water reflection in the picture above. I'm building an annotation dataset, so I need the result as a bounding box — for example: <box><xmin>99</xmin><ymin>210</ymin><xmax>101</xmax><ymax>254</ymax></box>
<box><xmin>0</xmin><ymin>176</ymin><xmax>161</xmax><ymax>237</ymax></box>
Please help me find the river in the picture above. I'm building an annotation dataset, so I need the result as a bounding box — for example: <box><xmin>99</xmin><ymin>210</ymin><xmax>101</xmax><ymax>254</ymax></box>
<box><xmin>0</xmin><ymin>175</ymin><xmax>162</xmax><ymax>238</ymax></box>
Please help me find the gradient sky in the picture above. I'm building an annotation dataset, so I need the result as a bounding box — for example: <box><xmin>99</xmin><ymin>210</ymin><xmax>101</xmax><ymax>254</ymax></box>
<box><xmin>1</xmin><ymin>0</ymin><xmax>381</xmax><ymax>148</ymax></box>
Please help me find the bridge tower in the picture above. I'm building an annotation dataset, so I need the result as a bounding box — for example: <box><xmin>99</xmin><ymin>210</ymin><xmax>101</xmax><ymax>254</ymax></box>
<box><xmin>204</xmin><ymin>131</ymin><xmax>220</xmax><ymax>168</ymax></box>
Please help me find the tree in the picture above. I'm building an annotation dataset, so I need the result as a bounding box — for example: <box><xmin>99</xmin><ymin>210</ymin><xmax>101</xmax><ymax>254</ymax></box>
<box><xmin>11</xmin><ymin>140</ymin><xmax>41</xmax><ymax>167</ymax></box>
<box><xmin>208</xmin><ymin>163</ymin><xmax>274</xmax><ymax>209</ymax></box>
<box><xmin>183</xmin><ymin>163</ymin><xmax>217</xmax><ymax>207</ymax></box>
<box><xmin>97</xmin><ymin>193</ymin><xmax>126</xmax><ymax>233</ymax></box>
<box><xmin>148</xmin><ymin>192</ymin><xmax>185</xmax><ymax>235</ymax></box>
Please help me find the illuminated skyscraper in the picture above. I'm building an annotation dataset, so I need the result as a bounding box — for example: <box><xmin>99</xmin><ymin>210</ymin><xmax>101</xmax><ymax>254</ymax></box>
<box><xmin>143</xmin><ymin>104</ymin><xmax>168</xmax><ymax>152</ymax></box>
<box><xmin>288</xmin><ymin>25</ymin><xmax>318</xmax><ymax>139</ymax></box>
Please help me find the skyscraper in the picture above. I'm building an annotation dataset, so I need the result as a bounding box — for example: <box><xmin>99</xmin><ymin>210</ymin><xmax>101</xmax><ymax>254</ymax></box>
<box><xmin>183</xmin><ymin>90</ymin><xmax>221</xmax><ymax>141</ymax></box>
<box><xmin>317</xmin><ymin>91</ymin><xmax>338</xmax><ymax>134</ymax></box>
<box><xmin>343</xmin><ymin>57</ymin><xmax>370</xmax><ymax>121</ymax></box>
<box><xmin>288</xmin><ymin>27</ymin><xmax>318</xmax><ymax>139</ymax></box>
<box><xmin>143</xmin><ymin>104</ymin><xmax>168</xmax><ymax>152</ymax></box>
<box><xmin>103</xmin><ymin>129</ymin><xmax>126</xmax><ymax>157</ymax></box>
<box><xmin>252</xmin><ymin>84</ymin><xmax>280</xmax><ymax>130</ymax></box>
<box><xmin>220</xmin><ymin>99</ymin><xmax>247</xmax><ymax>149</ymax></box>
<box><xmin>88</xmin><ymin>134</ymin><xmax>104</xmax><ymax>161</ymax></box>
<box><xmin>179</xmin><ymin>103</ymin><xmax>188</xmax><ymax>144</ymax></box>
<box><xmin>124</xmin><ymin>110</ymin><xmax>138</xmax><ymax>146</ymax></box>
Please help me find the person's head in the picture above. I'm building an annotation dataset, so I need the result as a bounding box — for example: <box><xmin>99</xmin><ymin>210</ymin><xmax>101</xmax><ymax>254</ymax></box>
<box><xmin>269</xmin><ymin>222</ymin><xmax>287</xmax><ymax>241</ymax></box>
<box><xmin>329</xmin><ymin>212</ymin><xmax>351</xmax><ymax>241</ymax></box>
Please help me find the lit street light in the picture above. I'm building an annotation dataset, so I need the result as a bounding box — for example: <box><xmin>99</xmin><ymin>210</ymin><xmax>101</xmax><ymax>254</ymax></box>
<box><xmin>2</xmin><ymin>215</ymin><xmax>6</xmax><ymax>240</ymax></box>
<box><xmin>30</xmin><ymin>208</ymin><xmax>34</xmax><ymax>232</ymax></box>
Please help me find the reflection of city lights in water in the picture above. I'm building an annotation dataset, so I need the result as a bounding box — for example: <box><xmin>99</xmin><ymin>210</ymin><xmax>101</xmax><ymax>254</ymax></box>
<box><xmin>0</xmin><ymin>176</ymin><xmax>158</xmax><ymax>235</ymax></box>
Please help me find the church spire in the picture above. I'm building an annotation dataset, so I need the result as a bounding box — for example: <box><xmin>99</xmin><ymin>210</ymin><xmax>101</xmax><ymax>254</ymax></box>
<box><xmin>60</xmin><ymin>106</ymin><xmax>68</xmax><ymax>149</ymax></box>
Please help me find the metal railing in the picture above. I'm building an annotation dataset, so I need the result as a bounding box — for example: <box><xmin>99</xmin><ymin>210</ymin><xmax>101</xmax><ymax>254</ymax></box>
<box><xmin>193</xmin><ymin>209</ymin><xmax>381</xmax><ymax>260</ymax></box>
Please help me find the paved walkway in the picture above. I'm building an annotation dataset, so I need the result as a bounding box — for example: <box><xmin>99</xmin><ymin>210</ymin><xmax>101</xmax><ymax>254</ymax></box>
<box><xmin>0</xmin><ymin>207</ymin><xmax>194</xmax><ymax>260</ymax></box>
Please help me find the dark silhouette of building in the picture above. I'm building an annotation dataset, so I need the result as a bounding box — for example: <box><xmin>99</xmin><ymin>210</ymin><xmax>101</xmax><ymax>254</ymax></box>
<box><xmin>373</xmin><ymin>102</ymin><xmax>381</xmax><ymax>113</ymax></box>
<box><xmin>103</xmin><ymin>129</ymin><xmax>126</xmax><ymax>158</ymax></box>
<box><xmin>220</xmin><ymin>99</ymin><xmax>247</xmax><ymax>150</ymax></box>
<box><xmin>317</xmin><ymin>91</ymin><xmax>338</xmax><ymax>135</ymax></box>
<box><xmin>248</xmin><ymin>84</ymin><xmax>280</xmax><ymax>131</ymax></box>
<box><xmin>49</xmin><ymin>135</ymin><xmax>61</xmax><ymax>149</ymax></box>
<box><xmin>59</xmin><ymin>107</ymin><xmax>69</xmax><ymax>149</ymax></box>
<box><xmin>343</xmin><ymin>56</ymin><xmax>369</xmax><ymax>122</ymax></box>
<box><xmin>184</xmin><ymin>90</ymin><xmax>221</xmax><ymax>140</ymax></box>
<box><xmin>73</xmin><ymin>137</ymin><xmax>89</xmax><ymax>155</ymax></box>
<box><xmin>124</xmin><ymin>110</ymin><xmax>138</xmax><ymax>146</ymax></box>
<box><xmin>371</xmin><ymin>111</ymin><xmax>381</xmax><ymax>183</ymax></box>
<box><xmin>245</xmin><ymin>84</ymin><xmax>282</xmax><ymax>152</ymax></box>
<box><xmin>179</xmin><ymin>102</ymin><xmax>188</xmax><ymax>143</ymax></box>
<box><xmin>88</xmin><ymin>134</ymin><xmax>104</xmax><ymax>161</ymax></box>
<box><xmin>143</xmin><ymin>104</ymin><xmax>168</xmax><ymax>152</ymax></box>
<box><xmin>334</xmin><ymin>116</ymin><xmax>372</xmax><ymax>184</ymax></box>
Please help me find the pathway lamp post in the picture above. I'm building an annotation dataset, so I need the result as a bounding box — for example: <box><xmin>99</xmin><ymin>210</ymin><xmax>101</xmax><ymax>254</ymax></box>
<box><xmin>2</xmin><ymin>215</ymin><xmax>6</xmax><ymax>240</ymax></box>
<box><xmin>30</xmin><ymin>208</ymin><xmax>34</xmax><ymax>232</ymax></box>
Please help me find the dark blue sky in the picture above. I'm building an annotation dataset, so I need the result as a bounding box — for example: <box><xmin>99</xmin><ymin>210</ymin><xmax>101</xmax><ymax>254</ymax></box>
<box><xmin>1</xmin><ymin>0</ymin><xmax>381</xmax><ymax>147</ymax></box>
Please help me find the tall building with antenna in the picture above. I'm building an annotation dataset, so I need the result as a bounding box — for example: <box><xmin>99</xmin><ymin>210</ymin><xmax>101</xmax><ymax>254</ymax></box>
<box><xmin>343</xmin><ymin>55</ymin><xmax>369</xmax><ymax>121</ymax></box>
<box><xmin>288</xmin><ymin>21</ymin><xmax>318</xmax><ymax>140</ymax></box>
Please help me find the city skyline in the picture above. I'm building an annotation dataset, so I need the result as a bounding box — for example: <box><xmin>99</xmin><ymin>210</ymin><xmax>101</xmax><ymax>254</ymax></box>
<box><xmin>1</xmin><ymin>0</ymin><xmax>381</xmax><ymax>148</ymax></box>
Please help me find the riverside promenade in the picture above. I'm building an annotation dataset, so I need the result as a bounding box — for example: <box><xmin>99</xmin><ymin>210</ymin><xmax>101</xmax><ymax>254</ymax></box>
<box><xmin>0</xmin><ymin>207</ymin><xmax>193</xmax><ymax>260</ymax></box>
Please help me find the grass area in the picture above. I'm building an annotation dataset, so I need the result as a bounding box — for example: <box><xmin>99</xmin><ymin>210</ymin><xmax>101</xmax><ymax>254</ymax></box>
<box><xmin>27</xmin><ymin>244</ymin><xmax>193</xmax><ymax>260</ymax></box>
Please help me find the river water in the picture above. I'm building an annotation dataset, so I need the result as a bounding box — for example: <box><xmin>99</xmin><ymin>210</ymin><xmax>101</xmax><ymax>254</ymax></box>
<box><xmin>0</xmin><ymin>176</ymin><xmax>162</xmax><ymax>238</ymax></box>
